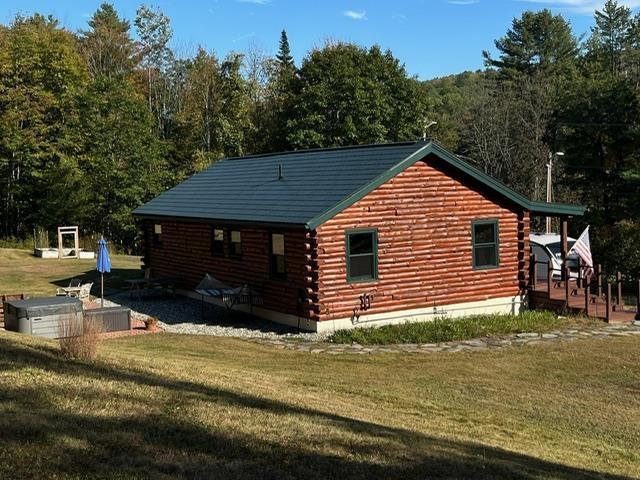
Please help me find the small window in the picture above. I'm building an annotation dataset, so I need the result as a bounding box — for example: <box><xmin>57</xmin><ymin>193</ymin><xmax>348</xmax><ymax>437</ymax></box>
<box><xmin>346</xmin><ymin>229</ymin><xmax>378</xmax><ymax>282</ymax></box>
<box><xmin>153</xmin><ymin>224</ymin><xmax>162</xmax><ymax>246</ymax></box>
<box><xmin>212</xmin><ymin>228</ymin><xmax>224</xmax><ymax>256</ymax></box>
<box><xmin>270</xmin><ymin>233</ymin><xmax>286</xmax><ymax>278</ymax></box>
<box><xmin>230</xmin><ymin>230</ymin><xmax>242</xmax><ymax>257</ymax></box>
<box><xmin>472</xmin><ymin>220</ymin><xmax>499</xmax><ymax>269</ymax></box>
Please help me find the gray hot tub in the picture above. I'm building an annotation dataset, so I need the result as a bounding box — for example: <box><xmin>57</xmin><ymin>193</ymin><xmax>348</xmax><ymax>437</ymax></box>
<box><xmin>3</xmin><ymin>297</ymin><xmax>83</xmax><ymax>339</ymax></box>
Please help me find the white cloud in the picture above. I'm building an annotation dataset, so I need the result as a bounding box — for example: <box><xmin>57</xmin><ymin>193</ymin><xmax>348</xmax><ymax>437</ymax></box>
<box><xmin>518</xmin><ymin>0</ymin><xmax>640</xmax><ymax>14</ymax></box>
<box><xmin>236</xmin><ymin>0</ymin><xmax>271</xmax><ymax>5</ymax></box>
<box><xmin>392</xmin><ymin>12</ymin><xmax>407</xmax><ymax>20</ymax></box>
<box><xmin>343</xmin><ymin>10</ymin><xmax>367</xmax><ymax>20</ymax></box>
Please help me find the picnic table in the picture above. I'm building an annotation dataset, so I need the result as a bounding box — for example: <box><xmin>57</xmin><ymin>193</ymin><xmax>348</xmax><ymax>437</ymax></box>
<box><xmin>126</xmin><ymin>276</ymin><xmax>178</xmax><ymax>300</ymax></box>
<box><xmin>195</xmin><ymin>273</ymin><xmax>262</xmax><ymax>318</ymax></box>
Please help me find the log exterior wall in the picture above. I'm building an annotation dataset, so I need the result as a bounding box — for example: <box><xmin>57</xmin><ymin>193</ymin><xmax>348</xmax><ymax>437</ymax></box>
<box><xmin>142</xmin><ymin>221</ymin><xmax>309</xmax><ymax>317</ymax></box>
<box><xmin>315</xmin><ymin>155</ymin><xmax>530</xmax><ymax>322</ymax></box>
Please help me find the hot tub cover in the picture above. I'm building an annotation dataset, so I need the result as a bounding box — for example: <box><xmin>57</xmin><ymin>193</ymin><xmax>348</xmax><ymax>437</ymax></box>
<box><xmin>6</xmin><ymin>297</ymin><xmax>83</xmax><ymax>318</ymax></box>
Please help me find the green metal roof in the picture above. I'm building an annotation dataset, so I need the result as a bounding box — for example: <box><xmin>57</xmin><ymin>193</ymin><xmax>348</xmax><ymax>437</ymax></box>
<box><xmin>133</xmin><ymin>140</ymin><xmax>585</xmax><ymax>229</ymax></box>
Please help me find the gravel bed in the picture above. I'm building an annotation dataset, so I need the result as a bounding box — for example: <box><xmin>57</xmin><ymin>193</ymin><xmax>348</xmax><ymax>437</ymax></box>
<box><xmin>101</xmin><ymin>293</ymin><xmax>328</xmax><ymax>341</ymax></box>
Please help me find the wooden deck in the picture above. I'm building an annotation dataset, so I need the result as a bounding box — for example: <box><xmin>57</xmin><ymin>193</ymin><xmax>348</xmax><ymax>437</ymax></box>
<box><xmin>530</xmin><ymin>280</ymin><xmax>638</xmax><ymax>324</ymax></box>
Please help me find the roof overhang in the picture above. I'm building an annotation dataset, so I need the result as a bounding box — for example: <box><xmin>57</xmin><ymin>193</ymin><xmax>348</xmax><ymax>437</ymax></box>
<box><xmin>132</xmin><ymin>213</ymin><xmax>307</xmax><ymax>230</ymax></box>
<box><xmin>305</xmin><ymin>141</ymin><xmax>585</xmax><ymax>229</ymax></box>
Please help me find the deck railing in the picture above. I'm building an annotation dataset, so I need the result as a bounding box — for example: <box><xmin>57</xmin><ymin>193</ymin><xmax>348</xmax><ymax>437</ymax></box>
<box><xmin>529</xmin><ymin>254</ymin><xmax>640</xmax><ymax>321</ymax></box>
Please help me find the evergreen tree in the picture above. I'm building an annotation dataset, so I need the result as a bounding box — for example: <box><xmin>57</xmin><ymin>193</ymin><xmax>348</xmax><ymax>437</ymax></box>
<box><xmin>587</xmin><ymin>0</ymin><xmax>632</xmax><ymax>77</ymax></box>
<box><xmin>276</xmin><ymin>30</ymin><xmax>295</xmax><ymax>73</ymax></box>
<box><xmin>483</xmin><ymin>9</ymin><xmax>578</xmax><ymax>78</ymax></box>
<box><xmin>79</xmin><ymin>3</ymin><xmax>135</xmax><ymax>79</ymax></box>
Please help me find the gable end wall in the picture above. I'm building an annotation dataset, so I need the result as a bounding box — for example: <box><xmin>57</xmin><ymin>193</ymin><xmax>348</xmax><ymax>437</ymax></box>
<box><xmin>315</xmin><ymin>155</ymin><xmax>530</xmax><ymax>323</ymax></box>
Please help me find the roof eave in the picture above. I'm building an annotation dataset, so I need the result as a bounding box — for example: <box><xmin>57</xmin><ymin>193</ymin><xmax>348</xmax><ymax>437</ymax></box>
<box><xmin>526</xmin><ymin>201</ymin><xmax>586</xmax><ymax>217</ymax></box>
<box><xmin>133</xmin><ymin>212</ymin><xmax>307</xmax><ymax>229</ymax></box>
<box><xmin>306</xmin><ymin>141</ymin><xmax>586</xmax><ymax>229</ymax></box>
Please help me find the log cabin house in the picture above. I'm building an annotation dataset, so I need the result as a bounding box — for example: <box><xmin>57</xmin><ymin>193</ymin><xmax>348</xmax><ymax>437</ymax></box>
<box><xmin>133</xmin><ymin>140</ymin><xmax>585</xmax><ymax>332</ymax></box>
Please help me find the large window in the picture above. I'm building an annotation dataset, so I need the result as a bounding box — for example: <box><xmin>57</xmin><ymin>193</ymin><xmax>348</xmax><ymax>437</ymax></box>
<box><xmin>211</xmin><ymin>228</ymin><xmax>224</xmax><ymax>256</ymax></box>
<box><xmin>346</xmin><ymin>229</ymin><xmax>378</xmax><ymax>282</ymax></box>
<box><xmin>230</xmin><ymin>230</ymin><xmax>242</xmax><ymax>257</ymax></box>
<box><xmin>270</xmin><ymin>233</ymin><xmax>286</xmax><ymax>278</ymax></box>
<box><xmin>472</xmin><ymin>220</ymin><xmax>499</xmax><ymax>269</ymax></box>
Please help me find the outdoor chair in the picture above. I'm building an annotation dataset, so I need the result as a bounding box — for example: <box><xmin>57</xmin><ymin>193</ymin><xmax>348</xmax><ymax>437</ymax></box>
<box><xmin>77</xmin><ymin>282</ymin><xmax>94</xmax><ymax>299</ymax></box>
<box><xmin>56</xmin><ymin>278</ymin><xmax>83</xmax><ymax>297</ymax></box>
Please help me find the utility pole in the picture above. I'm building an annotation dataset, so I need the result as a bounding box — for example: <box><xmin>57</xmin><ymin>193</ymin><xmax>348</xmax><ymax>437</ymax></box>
<box><xmin>546</xmin><ymin>151</ymin><xmax>564</xmax><ymax>234</ymax></box>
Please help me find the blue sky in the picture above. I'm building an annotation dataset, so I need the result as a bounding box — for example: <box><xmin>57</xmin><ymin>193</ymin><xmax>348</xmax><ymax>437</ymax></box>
<box><xmin>2</xmin><ymin>0</ymin><xmax>639</xmax><ymax>79</ymax></box>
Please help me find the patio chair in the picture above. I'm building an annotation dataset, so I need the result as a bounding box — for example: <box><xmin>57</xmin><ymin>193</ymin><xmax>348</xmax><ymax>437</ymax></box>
<box><xmin>56</xmin><ymin>278</ymin><xmax>83</xmax><ymax>297</ymax></box>
<box><xmin>77</xmin><ymin>282</ymin><xmax>94</xmax><ymax>299</ymax></box>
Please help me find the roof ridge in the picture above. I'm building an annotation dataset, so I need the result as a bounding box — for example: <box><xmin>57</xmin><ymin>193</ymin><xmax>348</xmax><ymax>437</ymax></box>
<box><xmin>224</xmin><ymin>139</ymin><xmax>425</xmax><ymax>161</ymax></box>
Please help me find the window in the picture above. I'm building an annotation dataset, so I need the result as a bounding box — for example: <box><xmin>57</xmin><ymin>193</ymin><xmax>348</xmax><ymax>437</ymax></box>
<box><xmin>153</xmin><ymin>224</ymin><xmax>162</xmax><ymax>246</ymax></box>
<box><xmin>270</xmin><ymin>233</ymin><xmax>286</xmax><ymax>278</ymax></box>
<box><xmin>472</xmin><ymin>220</ymin><xmax>499</xmax><ymax>269</ymax></box>
<box><xmin>346</xmin><ymin>229</ymin><xmax>378</xmax><ymax>282</ymax></box>
<box><xmin>230</xmin><ymin>230</ymin><xmax>242</xmax><ymax>257</ymax></box>
<box><xmin>211</xmin><ymin>228</ymin><xmax>224</xmax><ymax>256</ymax></box>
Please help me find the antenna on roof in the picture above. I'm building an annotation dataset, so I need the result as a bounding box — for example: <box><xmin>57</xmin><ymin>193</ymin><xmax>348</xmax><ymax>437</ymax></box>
<box><xmin>278</xmin><ymin>163</ymin><xmax>283</xmax><ymax>181</ymax></box>
<box><xmin>422</xmin><ymin>120</ymin><xmax>437</xmax><ymax>141</ymax></box>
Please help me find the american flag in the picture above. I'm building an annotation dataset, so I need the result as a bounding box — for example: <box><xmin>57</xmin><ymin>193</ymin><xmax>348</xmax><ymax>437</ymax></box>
<box><xmin>569</xmin><ymin>226</ymin><xmax>593</xmax><ymax>276</ymax></box>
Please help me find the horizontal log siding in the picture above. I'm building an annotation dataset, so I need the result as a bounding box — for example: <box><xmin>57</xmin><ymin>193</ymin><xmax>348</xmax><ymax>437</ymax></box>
<box><xmin>143</xmin><ymin>221</ymin><xmax>308</xmax><ymax>317</ymax></box>
<box><xmin>315</xmin><ymin>158</ymin><xmax>526</xmax><ymax>321</ymax></box>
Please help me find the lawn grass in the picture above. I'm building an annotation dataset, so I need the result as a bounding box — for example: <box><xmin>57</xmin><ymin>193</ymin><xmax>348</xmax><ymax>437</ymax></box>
<box><xmin>0</xmin><ymin>248</ymin><xmax>141</xmax><ymax>297</ymax></box>
<box><xmin>329</xmin><ymin>311</ymin><xmax>597</xmax><ymax>345</ymax></box>
<box><xmin>0</xmin><ymin>329</ymin><xmax>639</xmax><ymax>479</ymax></box>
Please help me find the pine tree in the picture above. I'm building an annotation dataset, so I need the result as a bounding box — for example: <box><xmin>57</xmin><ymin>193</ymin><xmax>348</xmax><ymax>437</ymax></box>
<box><xmin>483</xmin><ymin>9</ymin><xmax>578</xmax><ymax>78</ymax></box>
<box><xmin>587</xmin><ymin>0</ymin><xmax>632</xmax><ymax>77</ymax></box>
<box><xmin>79</xmin><ymin>3</ymin><xmax>135</xmax><ymax>78</ymax></box>
<box><xmin>276</xmin><ymin>30</ymin><xmax>294</xmax><ymax>73</ymax></box>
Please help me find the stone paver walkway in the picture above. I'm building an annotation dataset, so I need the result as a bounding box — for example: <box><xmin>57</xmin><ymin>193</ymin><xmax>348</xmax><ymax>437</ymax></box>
<box><xmin>248</xmin><ymin>323</ymin><xmax>640</xmax><ymax>354</ymax></box>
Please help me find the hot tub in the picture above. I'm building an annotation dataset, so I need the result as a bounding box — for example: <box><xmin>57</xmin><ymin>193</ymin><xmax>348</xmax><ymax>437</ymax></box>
<box><xmin>3</xmin><ymin>297</ymin><xmax>83</xmax><ymax>339</ymax></box>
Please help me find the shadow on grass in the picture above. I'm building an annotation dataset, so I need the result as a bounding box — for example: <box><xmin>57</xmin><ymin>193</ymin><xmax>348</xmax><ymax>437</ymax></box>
<box><xmin>0</xmin><ymin>337</ymin><xmax>631</xmax><ymax>480</ymax></box>
<box><xmin>52</xmin><ymin>268</ymin><xmax>142</xmax><ymax>296</ymax></box>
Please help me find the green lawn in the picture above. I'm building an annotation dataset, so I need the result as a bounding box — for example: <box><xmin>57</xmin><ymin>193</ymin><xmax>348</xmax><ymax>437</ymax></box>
<box><xmin>0</xmin><ymin>330</ymin><xmax>638</xmax><ymax>479</ymax></box>
<box><xmin>329</xmin><ymin>311</ymin><xmax>598</xmax><ymax>345</ymax></box>
<box><xmin>1</xmin><ymin>246</ymin><xmax>639</xmax><ymax>478</ymax></box>
<box><xmin>0</xmin><ymin>248</ymin><xmax>141</xmax><ymax>297</ymax></box>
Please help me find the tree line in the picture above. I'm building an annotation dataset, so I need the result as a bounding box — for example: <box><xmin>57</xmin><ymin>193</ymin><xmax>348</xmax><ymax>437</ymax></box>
<box><xmin>0</xmin><ymin>1</ymin><xmax>638</xmax><ymax>277</ymax></box>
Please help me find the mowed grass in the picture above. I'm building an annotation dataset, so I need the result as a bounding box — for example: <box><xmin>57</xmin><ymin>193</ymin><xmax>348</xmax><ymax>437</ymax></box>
<box><xmin>1</xmin><ymin>330</ymin><xmax>639</xmax><ymax>479</ymax></box>
<box><xmin>329</xmin><ymin>311</ymin><xmax>598</xmax><ymax>345</ymax></box>
<box><xmin>0</xmin><ymin>248</ymin><xmax>141</xmax><ymax>297</ymax></box>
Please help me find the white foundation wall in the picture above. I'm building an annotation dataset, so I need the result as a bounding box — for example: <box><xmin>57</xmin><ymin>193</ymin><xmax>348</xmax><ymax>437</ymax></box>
<box><xmin>180</xmin><ymin>289</ymin><xmax>528</xmax><ymax>333</ymax></box>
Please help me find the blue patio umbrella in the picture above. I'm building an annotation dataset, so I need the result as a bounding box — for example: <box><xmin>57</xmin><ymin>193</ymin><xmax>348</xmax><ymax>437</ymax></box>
<box><xmin>96</xmin><ymin>237</ymin><xmax>111</xmax><ymax>308</ymax></box>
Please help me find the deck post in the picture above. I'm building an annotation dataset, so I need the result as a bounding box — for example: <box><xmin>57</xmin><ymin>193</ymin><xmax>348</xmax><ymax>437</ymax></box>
<box><xmin>596</xmin><ymin>264</ymin><xmax>602</xmax><ymax>297</ymax></box>
<box><xmin>636</xmin><ymin>280</ymin><xmax>640</xmax><ymax>321</ymax></box>
<box><xmin>577</xmin><ymin>258</ymin><xmax>582</xmax><ymax>289</ymax></box>
<box><xmin>565</xmin><ymin>265</ymin><xmax>570</xmax><ymax>302</ymax></box>
<box><xmin>606</xmin><ymin>282</ymin><xmax>612</xmax><ymax>322</ymax></box>
<box><xmin>560</xmin><ymin>217</ymin><xmax>568</xmax><ymax>280</ymax></box>
<box><xmin>547</xmin><ymin>259</ymin><xmax>553</xmax><ymax>296</ymax></box>
<box><xmin>616</xmin><ymin>272</ymin><xmax>623</xmax><ymax>308</ymax></box>
<box><xmin>584</xmin><ymin>275</ymin><xmax>590</xmax><ymax>316</ymax></box>
<box><xmin>530</xmin><ymin>254</ymin><xmax>536</xmax><ymax>289</ymax></box>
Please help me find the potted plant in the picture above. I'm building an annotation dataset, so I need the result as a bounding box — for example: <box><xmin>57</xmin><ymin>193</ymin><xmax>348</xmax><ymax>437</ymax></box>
<box><xmin>144</xmin><ymin>316</ymin><xmax>159</xmax><ymax>331</ymax></box>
